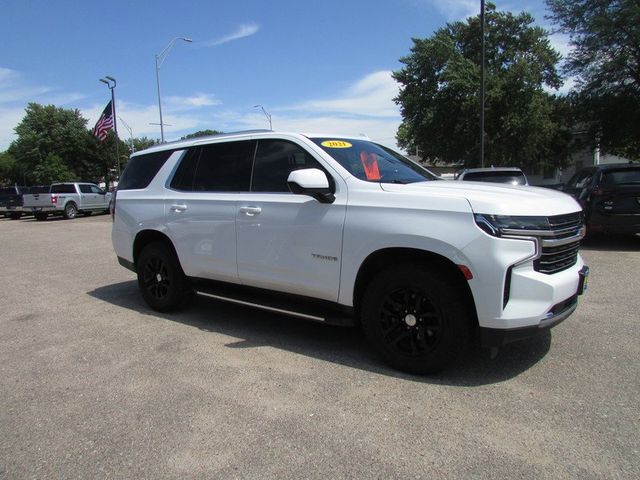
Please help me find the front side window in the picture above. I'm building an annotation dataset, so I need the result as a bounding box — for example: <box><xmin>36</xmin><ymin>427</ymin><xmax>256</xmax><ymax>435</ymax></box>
<box><xmin>311</xmin><ymin>138</ymin><xmax>437</xmax><ymax>184</ymax></box>
<box><xmin>79</xmin><ymin>184</ymin><xmax>92</xmax><ymax>193</ymax></box>
<box><xmin>251</xmin><ymin>140</ymin><xmax>327</xmax><ymax>193</ymax></box>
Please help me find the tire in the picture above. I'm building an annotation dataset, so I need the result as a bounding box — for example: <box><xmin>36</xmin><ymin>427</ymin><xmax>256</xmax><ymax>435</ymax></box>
<box><xmin>360</xmin><ymin>264</ymin><xmax>470</xmax><ymax>374</ymax></box>
<box><xmin>35</xmin><ymin>212</ymin><xmax>48</xmax><ymax>221</ymax></box>
<box><xmin>136</xmin><ymin>242</ymin><xmax>193</xmax><ymax>312</ymax></box>
<box><xmin>9</xmin><ymin>213</ymin><xmax>22</xmax><ymax>220</ymax></box>
<box><xmin>63</xmin><ymin>202</ymin><xmax>78</xmax><ymax>220</ymax></box>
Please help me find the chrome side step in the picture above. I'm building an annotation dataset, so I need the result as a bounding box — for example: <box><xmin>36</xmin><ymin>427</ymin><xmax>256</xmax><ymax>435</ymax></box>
<box><xmin>196</xmin><ymin>291</ymin><xmax>327</xmax><ymax>322</ymax></box>
<box><xmin>192</xmin><ymin>279</ymin><xmax>356</xmax><ymax>327</ymax></box>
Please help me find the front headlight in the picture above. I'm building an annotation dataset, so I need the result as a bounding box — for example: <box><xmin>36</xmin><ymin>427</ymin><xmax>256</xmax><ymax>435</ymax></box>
<box><xmin>474</xmin><ymin>214</ymin><xmax>550</xmax><ymax>237</ymax></box>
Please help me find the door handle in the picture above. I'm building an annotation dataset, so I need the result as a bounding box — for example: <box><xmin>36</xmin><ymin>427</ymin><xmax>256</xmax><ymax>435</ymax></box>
<box><xmin>170</xmin><ymin>204</ymin><xmax>188</xmax><ymax>213</ymax></box>
<box><xmin>239</xmin><ymin>206</ymin><xmax>262</xmax><ymax>216</ymax></box>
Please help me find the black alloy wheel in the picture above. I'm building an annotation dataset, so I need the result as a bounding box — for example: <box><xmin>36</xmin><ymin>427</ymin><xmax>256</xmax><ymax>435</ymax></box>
<box><xmin>361</xmin><ymin>264</ymin><xmax>469</xmax><ymax>374</ymax></box>
<box><xmin>136</xmin><ymin>242</ymin><xmax>192</xmax><ymax>312</ymax></box>
<box><xmin>142</xmin><ymin>255</ymin><xmax>171</xmax><ymax>302</ymax></box>
<box><xmin>378</xmin><ymin>287</ymin><xmax>444</xmax><ymax>357</ymax></box>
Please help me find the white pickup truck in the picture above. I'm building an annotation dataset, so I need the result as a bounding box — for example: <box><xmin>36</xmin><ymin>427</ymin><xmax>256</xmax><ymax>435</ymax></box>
<box><xmin>23</xmin><ymin>182</ymin><xmax>112</xmax><ymax>220</ymax></box>
<box><xmin>112</xmin><ymin>131</ymin><xmax>589</xmax><ymax>373</ymax></box>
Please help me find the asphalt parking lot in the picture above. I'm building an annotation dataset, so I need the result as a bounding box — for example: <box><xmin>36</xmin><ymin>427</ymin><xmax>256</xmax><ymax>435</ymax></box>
<box><xmin>0</xmin><ymin>214</ymin><xmax>638</xmax><ymax>479</ymax></box>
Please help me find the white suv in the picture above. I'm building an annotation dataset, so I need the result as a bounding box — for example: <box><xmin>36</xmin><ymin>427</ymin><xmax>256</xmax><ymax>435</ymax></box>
<box><xmin>112</xmin><ymin>131</ymin><xmax>588</xmax><ymax>373</ymax></box>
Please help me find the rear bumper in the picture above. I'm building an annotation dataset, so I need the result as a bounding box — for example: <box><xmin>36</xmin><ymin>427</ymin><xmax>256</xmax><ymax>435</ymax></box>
<box><xmin>26</xmin><ymin>206</ymin><xmax>59</xmax><ymax>213</ymax></box>
<box><xmin>0</xmin><ymin>206</ymin><xmax>26</xmax><ymax>213</ymax></box>
<box><xmin>588</xmin><ymin>212</ymin><xmax>640</xmax><ymax>234</ymax></box>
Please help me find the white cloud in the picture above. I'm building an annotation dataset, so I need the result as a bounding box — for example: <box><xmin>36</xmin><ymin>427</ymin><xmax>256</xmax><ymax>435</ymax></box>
<box><xmin>293</xmin><ymin>71</ymin><xmax>401</xmax><ymax>118</ymax></box>
<box><xmin>421</xmin><ymin>0</ymin><xmax>479</xmax><ymax>20</ymax></box>
<box><xmin>164</xmin><ymin>93</ymin><xmax>220</xmax><ymax>109</ymax></box>
<box><xmin>202</xmin><ymin>23</ymin><xmax>260</xmax><ymax>47</ymax></box>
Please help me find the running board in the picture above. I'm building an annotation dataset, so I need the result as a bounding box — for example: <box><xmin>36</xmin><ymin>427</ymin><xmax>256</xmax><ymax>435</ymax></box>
<box><xmin>192</xmin><ymin>279</ymin><xmax>356</xmax><ymax>327</ymax></box>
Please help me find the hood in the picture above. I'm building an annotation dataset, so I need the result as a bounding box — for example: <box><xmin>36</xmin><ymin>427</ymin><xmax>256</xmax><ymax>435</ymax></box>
<box><xmin>380</xmin><ymin>181</ymin><xmax>582</xmax><ymax>216</ymax></box>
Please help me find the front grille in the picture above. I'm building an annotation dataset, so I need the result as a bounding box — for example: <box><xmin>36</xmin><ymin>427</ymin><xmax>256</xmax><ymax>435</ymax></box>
<box><xmin>533</xmin><ymin>212</ymin><xmax>584</xmax><ymax>275</ymax></box>
<box><xmin>534</xmin><ymin>240</ymin><xmax>581</xmax><ymax>274</ymax></box>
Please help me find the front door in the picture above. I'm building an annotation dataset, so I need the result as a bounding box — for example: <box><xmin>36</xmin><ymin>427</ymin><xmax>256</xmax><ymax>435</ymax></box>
<box><xmin>236</xmin><ymin>139</ymin><xmax>346</xmax><ymax>302</ymax></box>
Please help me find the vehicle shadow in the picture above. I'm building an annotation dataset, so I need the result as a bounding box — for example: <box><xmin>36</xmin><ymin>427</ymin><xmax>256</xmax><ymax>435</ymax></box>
<box><xmin>580</xmin><ymin>234</ymin><xmax>640</xmax><ymax>252</ymax></box>
<box><xmin>88</xmin><ymin>281</ymin><xmax>551</xmax><ymax>387</ymax></box>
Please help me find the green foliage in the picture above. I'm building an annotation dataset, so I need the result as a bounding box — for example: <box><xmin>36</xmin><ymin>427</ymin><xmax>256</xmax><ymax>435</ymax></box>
<box><xmin>546</xmin><ymin>0</ymin><xmax>640</xmax><ymax>159</ymax></box>
<box><xmin>181</xmin><ymin>129</ymin><xmax>223</xmax><ymax>140</ymax></box>
<box><xmin>393</xmin><ymin>3</ymin><xmax>572</xmax><ymax>169</ymax></box>
<box><xmin>32</xmin><ymin>153</ymin><xmax>75</xmax><ymax>184</ymax></box>
<box><xmin>0</xmin><ymin>151</ymin><xmax>18</xmax><ymax>184</ymax></box>
<box><xmin>132</xmin><ymin>136</ymin><xmax>159</xmax><ymax>152</ymax></box>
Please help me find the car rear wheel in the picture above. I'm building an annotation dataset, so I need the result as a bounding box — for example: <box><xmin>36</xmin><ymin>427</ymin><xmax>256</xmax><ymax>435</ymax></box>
<box><xmin>136</xmin><ymin>242</ymin><xmax>193</xmax><ymax>312</ymax></box>
<box><xmin>361</xmin><ymin>264</ymin><xmax>469</xmax><ymax>374</ymax></box>
<box><xmin>9</xmin><ymin>213</ymin><xmax>22</xmax><ymax>220</ymax></box>
<box><xmin>63</xmin><ymin>202</ymin><xmax>77</xmax><ymax>220</ymax></box>
<box><xmin>35</xmin><ymin>212</ymin><xmax>48</xmax><ymax>221</ymax></box>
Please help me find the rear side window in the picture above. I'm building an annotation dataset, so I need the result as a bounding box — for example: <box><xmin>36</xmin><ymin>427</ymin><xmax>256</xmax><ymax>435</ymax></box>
<box><xmin>463</xmin><ymin>171</ymin><xmax>526</xmax><ymax>185</ymax></box>
<box><xmin>118</xmin><ymin>150</ymin><xmax>174</xmax><ymax>190</ymax></box>
<box><xmin>170</xmin><ymin>140</ymin><xmax>255</xmax><ymax>192</ymax></box>
<box><xmin>252</xmin><ymin>140</ymin><xmax>326</xmax><ymax>192</ymax></box>
<box><xmin>601</xmin><ymin>169</ymin><xmax>640</xmax><ymax>186</ymax></box>
<box><xmin>0</xmin><ymin>187</ymin><xmax>16</xmax><ymax>195</ymax></box>
<box><xmin>51</xmin><ymin>184</ymin><xmax>76</xmax><ymax>194</ymax></box>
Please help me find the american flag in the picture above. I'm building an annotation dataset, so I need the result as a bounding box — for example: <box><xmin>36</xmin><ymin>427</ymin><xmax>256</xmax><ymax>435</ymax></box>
<box><xmin>93</xmin><ymin>100</ymin><xmax>114</xmax><ymax>141</ymax></box>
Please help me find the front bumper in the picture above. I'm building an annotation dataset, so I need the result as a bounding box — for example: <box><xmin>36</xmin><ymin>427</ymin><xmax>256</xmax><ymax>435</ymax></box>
<box><xmin>479</xmin><ymin>266</ymin><xmax>589</xmax><ymax>347</ymax></box>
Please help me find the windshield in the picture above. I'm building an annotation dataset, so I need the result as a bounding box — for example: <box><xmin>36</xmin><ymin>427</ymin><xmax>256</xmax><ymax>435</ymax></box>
<box><xmin>463</xmin><ymin>171</ymin><xmax>527</xmax><ymax>185</ymax></box>
<box><xmin>311</xmin><ymin>138</ymin><xmax>438</xmax><ymax>184</ymax></box>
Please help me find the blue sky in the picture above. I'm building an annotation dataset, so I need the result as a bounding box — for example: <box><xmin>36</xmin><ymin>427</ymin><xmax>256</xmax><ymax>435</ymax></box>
<box><xmin>0</xmin><ymin>0</ymin><xmax>569</xmax><ymax>150</ymax></box>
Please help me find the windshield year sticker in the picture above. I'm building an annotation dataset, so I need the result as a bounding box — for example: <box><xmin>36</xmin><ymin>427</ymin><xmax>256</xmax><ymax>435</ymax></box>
<box><xmin>321</xmin><ymin>140</ymin><xmax>352</xmax><ymax>148</ymax></box>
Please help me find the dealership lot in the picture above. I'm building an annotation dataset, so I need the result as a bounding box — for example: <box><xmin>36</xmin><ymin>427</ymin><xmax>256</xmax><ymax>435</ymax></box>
<box><xmin>0</xmin><ymin>215</ymin><xmax>638</xmax><ymax>479</ymax></box>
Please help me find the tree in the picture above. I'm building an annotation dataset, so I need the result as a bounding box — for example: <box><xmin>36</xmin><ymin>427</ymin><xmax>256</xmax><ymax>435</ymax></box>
<box><xmin>546</xmin><ymin>0</ymin><xmax>640</xmax><ymax>159</ymax></box>
<box><xmin>181</xmin><ymin>129</ymin><xmax>222</xmax><ymax>140</ymax></box>
<box><xmin>31</xmin><ymin>153</ymin><xmax>75</xmax><ymax>185</ymax></box>
<box><xmin>393</xmin><ymin>3</ymin><xmax>572</xmax><ymax>169</ymax></box>
<box><xmin>132</xmin><ymin>136</ymin><xmax>159</xmax><ymax>152</ymax></box>
<box><xmin>8</xmin><ymin>103</ymin><xmax>96</xmax><ymax>184</ymax></box>
<box><xmin>0</xmin><ymin>151</ymin><xmax>19</xmax><ymax>184</ymax></box>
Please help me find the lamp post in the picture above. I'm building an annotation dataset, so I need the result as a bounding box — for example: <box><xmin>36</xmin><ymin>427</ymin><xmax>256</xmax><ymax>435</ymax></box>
<box><xmin>254</xmin><ymin>104</ymin><xmax>273</xmax><ymax>130</ymax></box>
<box><xmin>479</xmin><ymin>0</ymin><xmax>486</xmax><ymax>168</ymax></box>
<box><xmin>118</xmin><ymin>116</ymin><xmax>135</xmax><ymax>153</ymax></box>
<box><xmin>99</xmin><ymin>75</ymin><xmax>120</xmax><ymax>182</ymax></box>
<box><xmin>155</xmin><ymin>37</ymin><xmax>192</xmax><ymax>142</ymax></box>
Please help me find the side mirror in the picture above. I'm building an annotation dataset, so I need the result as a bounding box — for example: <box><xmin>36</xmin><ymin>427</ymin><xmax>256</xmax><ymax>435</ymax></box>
<box><xmin>287</xmin><ymin>168</ymin><xmax>335</xmax><ymax>204</ymax></box>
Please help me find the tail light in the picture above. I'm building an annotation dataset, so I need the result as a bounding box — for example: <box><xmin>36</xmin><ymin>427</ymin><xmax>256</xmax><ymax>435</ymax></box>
<box><xmin>111</xmin><ymin>190</ymin><xmax>117</xmax><ymax>221</ymax></box>
<box><xmin>51</xmin><ymin>194</ymin><xmax>57</xmax><ymax>205</ymax></box>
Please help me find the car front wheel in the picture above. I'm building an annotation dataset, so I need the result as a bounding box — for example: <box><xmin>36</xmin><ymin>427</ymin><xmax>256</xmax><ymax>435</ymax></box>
<box><xmin>361</xmin><ymin>264</ymin><xmax>469</xmax><ymax>374</ymax></box>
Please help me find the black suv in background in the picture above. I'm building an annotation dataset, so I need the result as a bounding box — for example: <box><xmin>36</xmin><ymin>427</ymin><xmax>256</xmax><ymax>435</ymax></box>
<box><xmin>0</xmin><ymin>186</ymin><xmax>31</xmax><ymax>219</ymax></box>
<box><xmin>563</xmin><ymin>163</ymin><xmax>640</xmax><ymax>236</ymax></box>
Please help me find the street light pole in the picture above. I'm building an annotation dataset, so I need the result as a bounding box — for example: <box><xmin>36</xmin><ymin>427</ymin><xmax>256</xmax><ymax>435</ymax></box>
<box><xmin>118</xmin><ymin>116</ymin><xmax>135</xmax><ymax>153</ymax></box>
<box><xmin>155</xmin><ymin>36</ymin><xmax>192</xmax><ymax>142</ymax></box>
<box><xmin>100</xmin><ymin>76</ymin><xmax>120</xmax><ymax>183</ymax></box>
<box><xmin>254</xmin><ymin>104</ymin><xmax>272</xmax><ymax>130</ymax></box>
<box><xmin>480</xmin><ymin>0</ymin><xmax>486</xmax><ymax>168</ymax></box>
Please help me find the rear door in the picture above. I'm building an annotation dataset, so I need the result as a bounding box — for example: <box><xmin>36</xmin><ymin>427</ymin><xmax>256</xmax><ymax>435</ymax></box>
<box><xmin>235</xmin><ymin>138</ymin><xmax>346</xmax><ymax>302</ymax></box>
<box><xmin>164</xmin><ymin>140</ymin><xmax>255</xmax><ymax>283</ymax></box>
<box><xmin>78</xmin><ymin>184</ymin><xmax>95</xmax><ymax>209</ymax></box>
